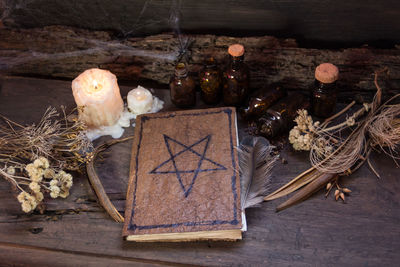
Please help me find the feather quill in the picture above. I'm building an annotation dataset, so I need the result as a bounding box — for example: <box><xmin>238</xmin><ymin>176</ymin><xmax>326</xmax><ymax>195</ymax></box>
<box><xmin>238</xmin><ymin>136</ymin><xmax>278</xmax><ymax>209</ymax></box>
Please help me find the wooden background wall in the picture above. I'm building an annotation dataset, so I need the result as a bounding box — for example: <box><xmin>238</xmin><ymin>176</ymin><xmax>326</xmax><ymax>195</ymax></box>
<box><xmin>0</xmin><ymin>0</ymin><xmax>399</xmax><ymax>100</ymax></box>
<box><xmin>1</xmin><ymin>0</ymin><xmax>400</xmax><ymax>47</ymax></box>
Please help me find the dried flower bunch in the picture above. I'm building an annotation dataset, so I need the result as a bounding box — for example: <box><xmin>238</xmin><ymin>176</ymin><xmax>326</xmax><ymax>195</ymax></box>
<box><xmin>0</xmin><ymin>107</ymin><xmax>93</xmax><ymax>213</ymax></box>
<box><xmin>266</xmin><ymin>68</ymin><xmax>400</xmax><ymax>209</ymax></box>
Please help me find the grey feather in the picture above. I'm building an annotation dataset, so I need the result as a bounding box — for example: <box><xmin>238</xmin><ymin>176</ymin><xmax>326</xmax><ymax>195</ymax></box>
<box><xmin>238</xmin><ymin>136</ymin><xmax>278</xmax><ymax>209</ymax></box>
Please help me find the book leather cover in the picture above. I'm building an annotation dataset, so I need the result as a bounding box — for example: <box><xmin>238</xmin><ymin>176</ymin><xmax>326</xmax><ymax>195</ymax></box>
<box><xmin>123</xmin><ymin>107</ymin><xmax>242</xmax><ymax>239</ymax></box>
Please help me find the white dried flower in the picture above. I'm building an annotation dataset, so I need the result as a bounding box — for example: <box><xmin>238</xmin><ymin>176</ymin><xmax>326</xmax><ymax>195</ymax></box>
<box><xmin>33</xmin><ymin>159</ymin><xmax>42</xmax><ymax>168</ymax></box>
<box><xmin>25</xmin><ymin>163</ymin><xmax>35</xmax><ymax>174</ymax></box>
<box><xmin>30</xmin><ymin>169</ymin><xmax>44</xmax><ymax>182</ymax></box>
<box><xmin>289</xmin><ymin>109</ymin><xmax>320</xmax><ymax>151</ymax></box>
<box><xmin>6</xmin><ymin>166</ymin><xmax>16</xmax><ymax>175</ymax></box>
<box><xmin>47</xmin><ymin>170</ymin><xmax>73</xmax><ymax>199</ymax></box>
<box><xmin>49</xmin><ymin>185</ymin><xmax>60</xmax><ymax>198</ymax></box>
<box><xmin>40</xmin><ymin>157</ymin><xmax>50</xmax><ymax>169</ymax></box>
<box><xmin>21</xmin><ymin>201</ymin><xmax>32</xmax><ymax>213</ymax></box>
<box><xmin>33</xmin><ymin>157</ymin><xmax>50</xmax><ymax>169</ymax></box>
<box><xmin>29</xmin><ymin>182</ymin><xmax>41</xmax><ymax>193</ymax></box>
<box><xmin>17</xmin><ymin>191</ymin><xmax>37</xmax><ymax>213</ymax></box>
<box><xmin>64</xmin><ymin>180</ymin><xmax>73</xmax><ymax>189</ymax></box>
<box><xmin>25</xmin><ymin>163</ymin><xmax>44</xmax><ymax>182</ymax></box>
<box><xmin>44</xmin><ymin>168</ymin><xmax>56</xmax><ymax>179</ymax></box>
<box><xmin>49</xmin><ymin>179</ymin><xmax>58</xmax><ymax>187</ymax></box>
<box><xmin>35</xmin><ymin>192</ymin><xmax>44</xmax><ymax>202</ymax></box>
<box><xmin>17</xmin><ymin>192</ymin><xmax>28</xmax><ymax>203</ymax></box>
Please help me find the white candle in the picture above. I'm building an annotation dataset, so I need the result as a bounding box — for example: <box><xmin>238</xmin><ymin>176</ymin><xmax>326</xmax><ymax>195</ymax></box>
<box><xmin>127</xmin><ymin>86</ymin><xmax>154</xmax><ymax>114</ymax></box>
<box><xmin>72</xmin><ymin>68</ymin><xmax>123</xmax><ymax>128</ymax></box>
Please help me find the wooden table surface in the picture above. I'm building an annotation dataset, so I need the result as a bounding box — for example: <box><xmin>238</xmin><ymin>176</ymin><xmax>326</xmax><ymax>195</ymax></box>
<box><xmin>0</xmin><ymin>76</ymin><xmax>399</xmax><ymax>266</ymax></box>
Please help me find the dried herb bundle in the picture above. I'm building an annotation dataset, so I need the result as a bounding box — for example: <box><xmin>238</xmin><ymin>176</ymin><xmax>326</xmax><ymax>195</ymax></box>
<box><xmin>0</xmin><ymin>107</ymin><xmax>93</xmax><ymax>213</ymax></box>
<box><xmin>266</xmin><ymin>68</ymin><xmax>400</xmax><ymax>210</ymax></box>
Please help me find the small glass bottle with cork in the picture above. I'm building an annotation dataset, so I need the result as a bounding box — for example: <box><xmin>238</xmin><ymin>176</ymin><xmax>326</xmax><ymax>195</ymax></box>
<box><xmin>223</xmin><ymin>44</ymin><xmax>249</xmax><ymax>106</ymax></box>
<box><xmin>240</xmin><ymin>85</ymin><xmax>287</xmax><ymax>121</ymax></box>
<box><xmin>170</xmin><ymin>62</ymin><xmax>196</xmax><ymax>108</ymax></box>
<box><xmin>249</xmin><ymin>93</ymin><xmax>310</xmax><ymax>139</ymax></box>
<box><xmin>199</xmin><ymin>57</ymin><xmax>222</xmax><ymax>105</ymax></box>
<box><xmin>311</xmin><ymin>63</ymin><xmax>339</xmax><ymax>118</ymax></box>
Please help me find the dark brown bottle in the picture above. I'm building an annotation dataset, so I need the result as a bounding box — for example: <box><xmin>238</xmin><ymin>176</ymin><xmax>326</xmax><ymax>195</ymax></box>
<box><xmin>199</xmin><ymin>57</ymin><xmax>222</xmax><ymax>105</ymax></box>
<box><xmin>252</xmin><ymin>93</ymin><xmax>310</xmax><ymax>138</ymax></box>
<box><xmin>223</xmin><ymin>44</ymin><xmax>249</xmax><ymax>106</ymax></box>
<box><xmin>311</xmin><ymin>63</ymin><xmax>339</xmax><ymax>118</ymax></box>
<box><xmin>240</xmin><ymin>85</ymin><xmax>287</xmax><ymax>121</ymax></box>
<box><xmin>170</xmin><ymin>62</ymin><xmax>196</xmax><ymax>108</ymax></box>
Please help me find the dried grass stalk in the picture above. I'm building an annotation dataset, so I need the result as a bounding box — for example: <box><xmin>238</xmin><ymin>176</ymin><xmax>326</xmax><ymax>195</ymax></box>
<box><xmin>272</xmin><ymin>68</ymin><xmax>400</xmax><ymax>210</ymax></box>
<box><xmin>0</xmin><ymin>107</ymin><xmax>93</xmax><ymax>213</ymax></box>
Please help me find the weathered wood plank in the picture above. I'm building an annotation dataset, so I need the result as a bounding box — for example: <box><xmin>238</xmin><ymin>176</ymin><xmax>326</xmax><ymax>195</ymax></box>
<box><xmin>1</xmin><ymin>27</ymin><xmax>399</xmax><ymax>103</ymax></box>
<box><xmin>1</xmin><ymin>0</ymin><xmax>400</xmax><ymax>46</ymax></box>
<box><xmin>0</xmin><ymin>156</ymin><xmax>399</xmax><ymax>267</ymax></box>
<box><xmin>0</xmin><ymin>243</ymin><xmax>170</xmax><ymax>267</ymax></box>
<box><xmin>0</xmin><ymin>77</ymin><xmax>399</xmax><ymax>266</ymax></box>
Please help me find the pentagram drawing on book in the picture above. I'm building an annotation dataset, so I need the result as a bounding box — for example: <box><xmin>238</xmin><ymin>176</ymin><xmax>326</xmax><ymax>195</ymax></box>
<box><xmin>123</xmin><ymin>107</ymin><xmax>243</xmax><ymax>242</ymax></box>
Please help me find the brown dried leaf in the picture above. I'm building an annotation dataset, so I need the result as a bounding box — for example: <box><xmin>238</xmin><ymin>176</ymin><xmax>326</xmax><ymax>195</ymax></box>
<box><xmin>326</xmin><ymin>182</ymin><xmax>332</xmax><ymax>190</ymax></box>
<box><xmin>334</xmin><ymin>189</ymin><xmax>340</xmax><ymax>197</ymax></box>
<box><xmin>342</xmin><ymin>188</ymin><xmax>352</xmax><ymax>193</ymax></box>
<box><xmin>340</xmin><ymin>192</ymin><xmax>345</xmax><ymax>201</ymax></box>
<box><xmin>334</xmin><ymin>190</ymin><xmax>340</xmax><ymax>201</ymax></box>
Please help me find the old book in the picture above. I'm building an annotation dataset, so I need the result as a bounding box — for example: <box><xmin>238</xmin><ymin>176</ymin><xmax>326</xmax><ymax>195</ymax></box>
<box><xmin>123</xmin><ymin>107</ymin><xmax>243</xmax><ymax>242</ymax></box>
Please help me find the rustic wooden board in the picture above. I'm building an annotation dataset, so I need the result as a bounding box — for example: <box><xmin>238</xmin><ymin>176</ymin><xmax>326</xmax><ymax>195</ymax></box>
<box><xmin>0</xmin><ymin>243</ymin><xmax>170</xmax><ymax>267</ymax></box>
<box><xmin>1</xmin><ymin>26</ymin><xmax>400</xmax><ymax>103</ymax></box>
<box><xmin>1</xmin><ymin>0</ymin><xmax>400</xmax><ymax>46</ymax></box>
<box><xmin>0</xmin><ymin>77</ymin><xmax>399</xmax><ymax>266</ymax></box>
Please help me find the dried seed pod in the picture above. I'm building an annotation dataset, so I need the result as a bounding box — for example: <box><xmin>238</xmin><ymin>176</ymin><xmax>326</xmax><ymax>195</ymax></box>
<box><xmin>340</xmin><ymin>192</ymin><xmax>345</xmax><ymax>201</ymax></box>
<box><xmin>342</xmin><ymin>188</ymin><xmax>352</xmax><ymax>193</ymax></box>
<box><xmin>326</xmin><ymin>182</ymin><xmax>332</xmax><ymax>190</ymax></box>
<box><xmin>334</xmin><ymin>189</ymin><xmax>340</xmax><ymax>201</ymax></box>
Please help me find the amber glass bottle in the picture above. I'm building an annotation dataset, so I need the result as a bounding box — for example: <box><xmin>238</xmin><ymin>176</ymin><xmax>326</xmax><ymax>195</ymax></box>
<box><xmin>223</xmin><ymin>44</ymin><xmax>249</xmax><ymax>106</ymax></box>
<box><xmin>199</xmin><ymin>57</ymin><xmax>222</xmax><ymax>105</ymax></box>
<box><xmin>252</xmin><ymin>93</ymin><xmax>310</xmax><ymax>138</ymax></box>
<box><xmin>170</xmin><ymin>62</ymin><xmax>196</xmax><ymax>108</ymax></box>
<box><xmin>311</xmin><ymin>63</ymin><xmax>339</xmax><ymax>118</ymax></box>
<box><xmin>240</xmin><ymin>85</ymin><xmax>287</xmax><ymax>121</ymax></box>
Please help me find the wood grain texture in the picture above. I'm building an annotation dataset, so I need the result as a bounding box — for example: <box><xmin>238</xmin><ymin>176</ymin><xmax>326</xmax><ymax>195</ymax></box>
<box><xmin>1</xmin><ymin>0</ymin><xmax>400</xmax><ymax>46</ymax></box>
<box><xmin>0</xmin><ymin>77</ymin><xmax>399</xmax><ymax>266</ymax></box>
<box><xmin>1</xmin><ymin>26</ymin><xmax>400</xmax><ymax>103</ymax></box>
<box><xmin>0</xmin><ymin>243</ymin><xmax>172</xmax><ymax>267</ymax></box>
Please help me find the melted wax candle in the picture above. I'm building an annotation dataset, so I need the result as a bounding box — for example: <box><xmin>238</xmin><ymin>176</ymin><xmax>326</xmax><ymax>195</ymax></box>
<box><xmin>72</xmin><ymin>68</ymin><xmax>123</xmax><ymax>128</ymax></box>
<box><xmin>127</xmin><ymin>86</ymin><xmax>153</xmax><ymax>114</ymax></box>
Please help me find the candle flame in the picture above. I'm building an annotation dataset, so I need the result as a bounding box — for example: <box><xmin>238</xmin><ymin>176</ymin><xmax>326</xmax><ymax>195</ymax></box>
<box><xmin>92</xmin><ymin>80</ymin><xmax>99</xmax><ymax>90</ymax></box>
<box><xmin>135</xmin><ymin>90</ymin><xmax>147</xmax><ymax>101</ymax></box>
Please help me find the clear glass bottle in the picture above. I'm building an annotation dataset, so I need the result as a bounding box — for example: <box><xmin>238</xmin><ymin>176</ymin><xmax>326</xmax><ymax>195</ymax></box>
<box><xmin>170</xmin><ymin>62</ymin><xmax>196</xmax><ymax>108</ymax></box>
<box><xmin>240</xmin><ymin>85</ymin><xmax>287</xmax><ymax>121</ymax></box>
<box><xmin>199</xmin><ymin>57</ymin><xmax>222</xmax><ymax>105</ymax></box>
<box><xmin>251</xmin><ymin>93</ymin><xmax>310</xmax><ymax>138</ymax></box>
<box><xmin>311</xmin><ymin>63</ymin><xmax>339</xmax><ymax>118</ymax></box>
<box><xmin>223</xmin><ymin>44</ymin><xmax>249</xmax><ymax>106</ymax></box>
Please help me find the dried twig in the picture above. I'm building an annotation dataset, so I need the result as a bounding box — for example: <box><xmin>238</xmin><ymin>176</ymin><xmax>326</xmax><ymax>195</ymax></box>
<box><xmin>273</xmin><ymin>68</ymin><xmax>398</xmax><ymax>210</ymax></box>
<box><xmin>276</xmin><ymin>173</ymin><xmax>337</xmax><ymax>211</ymax></box>
<box><xmin>321</xmin><ymin>100</ymin><xmax>356</xmax><ymax>128</ymax></box>
<box><xmin>86</xmin><ymin>136</ymin><xmax>133</xmax><ymax>223</ymax></box>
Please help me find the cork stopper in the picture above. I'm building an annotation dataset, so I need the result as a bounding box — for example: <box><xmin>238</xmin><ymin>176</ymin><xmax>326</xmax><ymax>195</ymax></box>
<box><xmin>315</xmin><ymin>63</ymin><xmax>339</xmax><ymax>83</ymax></box>
<box><xmin>228</xmin><ymin>44</ymin><xmax>245</xmax><ymax>57</ymax></box>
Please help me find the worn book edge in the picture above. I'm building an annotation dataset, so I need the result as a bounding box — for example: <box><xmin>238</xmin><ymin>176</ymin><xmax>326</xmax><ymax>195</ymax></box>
<box><xmin>126</xmin><ymin>229</ymin><xmax>242</xmax><ymax>242</ymax></box>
